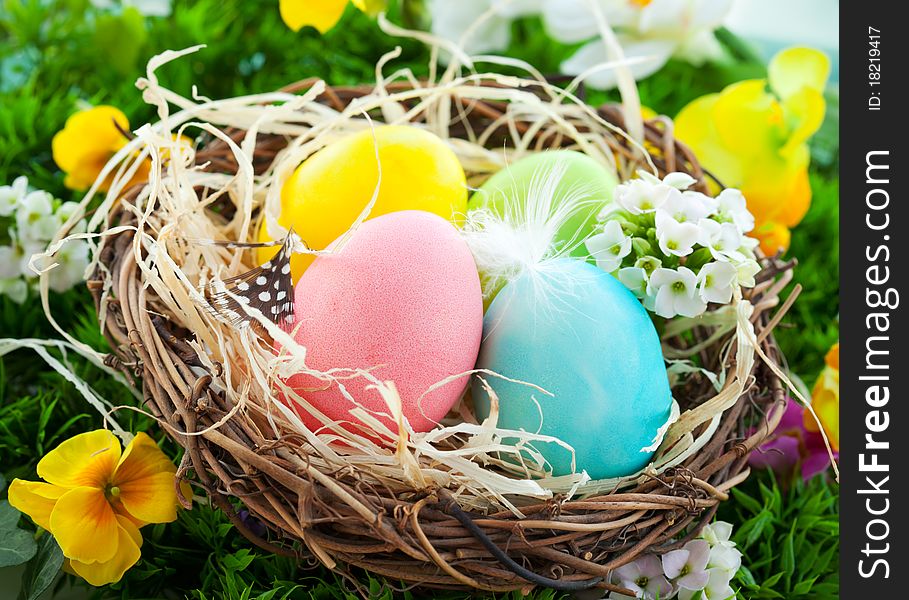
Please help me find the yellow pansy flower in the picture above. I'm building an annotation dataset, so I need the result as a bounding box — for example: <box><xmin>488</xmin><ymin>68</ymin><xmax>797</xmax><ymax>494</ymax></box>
<box><xmin>52</xmin><ymin>106</ymin><xmax>150</xmax><ymax>192</ymax></box>
<box><xmin>804</xmin><ymin>342</ymin><xmax>839</xmax><ymax>452</ymax></box>
<box><xmin>8</xmin><ymin>430</ymin><xmax>188</xmax><ymax>586</ymax></box>
<box><xmin>279</xmin><ymin>0</ymin><xmax>385</xmax><ymax>33</ymax></box>
<box><xmin>675</xmin><ymin>47</ymin><xmax>830</xmax><ymax>255</ymax></box>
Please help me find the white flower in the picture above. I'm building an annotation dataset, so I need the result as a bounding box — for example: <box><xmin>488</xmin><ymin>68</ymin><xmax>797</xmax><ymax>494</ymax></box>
<box><xmin>47</xmin><ymin>239</ymin><xmax>90</xmax><ymax>293</ymax></box>
<box><xmin>692</xmin><ymin>190</ymin><xmax>720</xmax><ymax>214</ymax></box>
<box><xmin>55</xmin><ymin>201</ymin><xmax>87</xmax><ymax>234</ymax></box>
<box><xmin>714</xmin><ymin>188</ymin><xmax>755</xmax><ymax>233</ymax></box>
<box><xmin>663</xmin><ymin>189</ymin><xmax>713</xmax><ymax>223</ymax></box>
<box><xmin>637</xmin><ymin>170</ymin><xmax>693</xmax><ymax>189</ymax></box>
<box><xmin>0</xmin><ymin>245</ymin><xmax>23</xmax><ymax>279</ymax></box>
<box><xmin>660</xmin><ymin>171</ymin><xmax>698</xmax><ymax>191</ymax></box>
<box><xmin>428</xmin><ymin>0</ymin><xmax>543</xmax><ymax>56</ymax></box>
<box><xmin>708</xmin><ymin>543</ymin><xmax>743</xmax><ymax>578</ymax></box>
<box><xmin>698</xmin><ymin>260</ymin><xmax>736</xmax><ymax>304</ymax></box>
<box><xmin>542</xmin><ymin>0</ymin><xmax>636</xmax><ymax>44</ymax></box>
<box><xmin>634</xmin><ymin>255</ymin><xmax>662</xmax><ymax>275</ymax></box>
<box><xmin>615</xmin><ymin>178</ymin><xmax>673</xmax><ymax>214</ymax></box>
<box><xmin>0</xmin><ymin>176</ymin><xmax>28</xmax><ymax>216</ymax></box>
<box><xmin>18</xmin><ymin>241</ymin><xmax>47</xmax><ymax>278</ymax></box>
<box><xmin>560</xmin><ymin>35</ymin><xmax>678</xmax><ymax>89</ymax></box>
<box><xmin>0</xmin><ymin>277</ymin><xmax>27</xmax><ymax>304</ymax></box>
<box><xmin>678</xmin><ymin>567</ymin><xmax>736</xmax><ymax>600</ymax></box>
<box><xmin>648</xmin><ymin>266</ymin><xmax>707</xmax><ymax>318</ymax></box>
<box><xmin>732</xmin><ymin>257</ymin><xmax>761</xmax><ymax>288</ymax></box>
<box><xmin>698</xmin><ymin>218</ymin><xmax>743</xmax><ymax>261</ymax></box>
<box><xmin>618</xmin><ymin>266</ymin><xmax>648</xmax><ymax>298</ymax></box>
<box><xmin>16</xmin><ymin>190</ymin><xmax>59</xmax><ymax>243</ymax></box>
<box><xmin>91</xmin><ymin>0</ymin><xmax>171</xmax><ymax>17</ymax></box>
<box><xmin>128</xmin><ymin>0</ymin><xmax>171</xmax><ymax>16</ymax></box>
<box><xmin>701</xmin><ymin>521</ymin><xmax>735</xmax><ymax>547</ymax></box>
<box><xmin>631</xmin><ymin>257</ymin><xmax>661</xmax><ymax>311</ymax></box>
<box><xmin>612</xmin><ymin>554</ymin><xmax>676</xmax><ymax>600</ymax></box>
<box><xmin>656</xmin><ymin>210</ymin><xmax>700</xmax><ymax>257</ymax></box>
<box><xmin>662</xmin><ymin>539</ymin><xmax>711</xmax><ymax>591</ymax></box>
<box><xmin>545</xmin><ymin>0</ymin><xmax>734</xmax><ymax>89</ymax></box>
<box><xmin>702</xmin><ymin>520</ymin><xmax>743</xmax><ymax>580</ymax></box>
<box><xmin>738</xmin><ymin>234</ymin><xmax>760</xmax><ymax>253</ymax></box>
<box><xmin>586</xmin><ymin>219</ymin><xmax>632</xmax><ymax>272</ymax></box>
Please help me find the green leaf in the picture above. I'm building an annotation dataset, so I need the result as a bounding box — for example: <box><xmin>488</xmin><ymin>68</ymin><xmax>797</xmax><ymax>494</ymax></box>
<box><xmin>736</xmin><ymin>565</ymin><xmax>758</xmax><ymax>587</ymax></box>
<box><xmin>781</xmin><ymin>523</ymin><xmax>796</xmax><ymax>590</ymax></box>
<box><xmin>740</xmin><ymin>510</ymin><xmax>773</xmax><ymax>549</ymax></box>
<box><xmin>762</xmin><ymin>572</ymin><xmax>784</xmax><ymax>589</ymax></box>
<box><xmin>92</xmin><ymin>7</ymin><xmax>148</xmax><ymax>76</ymax></box>
<box><xmin>685</xmin><ymin>247</ymin><xmax>714</xmax><ymax>271</ymax></box>
<box><xmin>731</xmin><ymin>488</ymin><xmax>763</xmax><ymax>515</ymax></box>
<box><xmin>792</xmin><ymin>576</ymin><xmax>818</xmax><ymax>595</ymax></box>
<box><xmin>0</xmin><ymin>474</ymin><xmax>38</xmax><ymax>568</ymax></box>
<box><xmin>17</xmin><ymin>534</ymin><xmax>64</xmax><ymax>600</ymax></box>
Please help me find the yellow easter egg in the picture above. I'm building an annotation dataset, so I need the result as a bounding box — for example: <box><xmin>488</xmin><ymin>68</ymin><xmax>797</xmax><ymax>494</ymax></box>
<box><xmin>258</xmin><ymin>125</ymin><xmax>467</xmax><ymax>280</ymax></box>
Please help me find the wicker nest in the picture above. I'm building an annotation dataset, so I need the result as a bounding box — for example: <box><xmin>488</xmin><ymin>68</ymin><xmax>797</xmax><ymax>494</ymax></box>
<box><xmin>87</xmin><ymin>78</ymin><xmax>793</xmax><ymax>596</ymax></box>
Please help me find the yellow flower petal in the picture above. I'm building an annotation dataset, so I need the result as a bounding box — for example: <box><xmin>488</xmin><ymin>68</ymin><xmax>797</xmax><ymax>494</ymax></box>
<box><xmin>775</xmin><ymin>165</ymin><xmax>812</xmax><ymax>227</ymax></box>
<box><xmin>52</xmin><ymin>106</ymin><xmax>128</xmax><ymax>172</ymax></box>
<box><xmin>768</xmin><ymin>46</ymin><xmax>830</xmax><ymax>100</ymax></box>
<box><xmin>113</xmin><ymin>432</ymin><xmax>180</xmax><ymax>524</ymax></box>
<box><xmin>350</xmin><ymin>0</ymin><xmax>386</xmax><ymax>15</ymax></box>
<box><xmin>805</xmin><ymin>366</ymin><xmax>839</xmax><ymax>452</ymax></box>
<box><xmin>37</xmin><ymin>429</ymin><xmax>120</xmax><ymax>490</ymax></box>
<box><xmin>675</xmin><ymin>94</ymin><xmax>719</xmax><ymax>149</ymax></box>
<box><xmin>68</xmin><ymin>516</ymin><xmax>142</xmax><ymax>587</ymax></box>
<box><xmin>674</xmin><ymin>93</ymin><xmax>746</xmax><ymax>189</ymax></box>
<box><xmin>640</xmin><ymin>105</ymin><xmax>658</xmax><ymax>120</ymax></box>
<box><xmin>752</xmin><ymin>221</ymin><xmax>790</xmax><ymax>256</ymax></box>
<box><xmin>7</xmin><ymin>480</ymin><xmax>67</xmax><ymax>531</ymax></box>
<box><xmin>49</xmin><ymin>487</ymin><xmax>120</xmax><ymax>564</ymax></box>
<box><xmin>781</xmin><ymin>87</ymin><xmax>826</xmax><ymax>157</ymax></box>
<box><xmin>117</xmin><ymin>472</ymin><xmax>180</xmax><ymax>524</ymax></box>
<box><xmin>51</xmin><ymin>105</ymin><xmax>140</xmax><ymax>192</ymax></box>
<box><xmin>825</xmin><ymin>342</ymin><xmax>839</xmax><ymax>370</ymax></box>
<box><xmin>739</xmin><ymin>154</ymin><xmax>809</xmax><ymax>226</ymax></box>
<box><xmin>712</xmin><ymin>80</ymin><xmax>785</xmax><ymax>159</ymax></box>
<box><xmin>279</xmin><ymin>0</ymin><xmax>349</xmax><ymax>33</ymax></box>
<box><xmin>115</xmin><ymin>432</ymin><xmax>176</xmax><ymax>480</ymax></box>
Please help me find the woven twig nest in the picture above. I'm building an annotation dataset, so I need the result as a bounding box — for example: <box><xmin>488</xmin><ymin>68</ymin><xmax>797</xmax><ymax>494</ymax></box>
<box><xmin>84</xmin><ymin>62</ymin><xmax>794</xmax><ymax>596</ymax></box>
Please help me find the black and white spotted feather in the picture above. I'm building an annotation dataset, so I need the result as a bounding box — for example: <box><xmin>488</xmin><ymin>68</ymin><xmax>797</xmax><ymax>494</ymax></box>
<box><xmin>205</xmin><ymin>231</ymin><xmax>297</xmax><ymax>327</ymax></box>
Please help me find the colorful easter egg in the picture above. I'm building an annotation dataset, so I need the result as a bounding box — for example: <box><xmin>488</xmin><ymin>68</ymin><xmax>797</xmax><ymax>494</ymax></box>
<box><xmin>472</xmin><ymin>258</ymin><xmax>672</xmax><ymax>480</ymax></box>
<box><xmin>258</xmin><ymin>125</ymin><xmax>467</xmax><ymax>281</ymax></box>
<box><xmin>469</xmin><ymin>150</ymin><xmax>618</xmax><ymax>258</ymax></box>
<box><xmin>285</xmin><ymin>211</ymin><xmax>483</xmax><ymax>436</ymax></box>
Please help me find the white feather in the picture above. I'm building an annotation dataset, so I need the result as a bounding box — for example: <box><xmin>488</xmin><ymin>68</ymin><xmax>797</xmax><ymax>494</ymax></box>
<box><xmin>462</xmin><ymin>156</ymin><xmax>603</xmax><ymax>301</ymax></box>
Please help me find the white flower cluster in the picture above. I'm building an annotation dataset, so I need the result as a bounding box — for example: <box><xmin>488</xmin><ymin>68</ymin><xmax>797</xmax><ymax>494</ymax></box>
<box><xmin>0</xmin><ymin>176</ymin><xmax>89</xmax><ymax>303</ymax></box>
<box><xmin>585</xmin><ymin>171</ymin><xmax>761</xmax><ymax>319</ymax></box>
<box><xmin>610</xmin><ymin>521</ymin><xmax>744</xmax><ymax>600</ymax></box>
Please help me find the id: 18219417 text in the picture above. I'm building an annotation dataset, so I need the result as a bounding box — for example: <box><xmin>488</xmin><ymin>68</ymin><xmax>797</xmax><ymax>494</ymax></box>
<box><xmin>868</xmin><ymin>27</ymin><xmax>881</xmax><ymax>110</ymax></box>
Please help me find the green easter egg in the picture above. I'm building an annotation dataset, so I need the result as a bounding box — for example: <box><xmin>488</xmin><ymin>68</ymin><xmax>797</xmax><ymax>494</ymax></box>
<box><xmin>468</xmin><ymin>150</ymin><xmax>618</xmax><ymax>307</ymax></box>
<box><xmin>469</xmin><ymin>150</ymin><xmax>618</xmax><ymax>256</ymax></box>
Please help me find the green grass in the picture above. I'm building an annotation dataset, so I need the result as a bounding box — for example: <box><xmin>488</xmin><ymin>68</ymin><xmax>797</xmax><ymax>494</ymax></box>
<box><xmin>1</xmin><ymin>2</ymin><xmax>839</xmax><ymax>598</ymax></box>
<box><xmin>721</xmin><ymin>473</ymin><xmax>840</xmax><ymax>599</ymax></box>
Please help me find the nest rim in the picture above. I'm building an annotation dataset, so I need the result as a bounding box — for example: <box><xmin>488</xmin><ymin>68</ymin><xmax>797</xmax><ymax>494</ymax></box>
<box><xmin>89</xmin><ymin>79</ymin><xmax>791</xmax><ymax>596</ymax></box>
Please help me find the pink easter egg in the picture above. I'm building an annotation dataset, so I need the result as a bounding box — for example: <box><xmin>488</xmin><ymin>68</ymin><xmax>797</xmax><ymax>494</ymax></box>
<box><xmin>284</xmin><ymin>210</ymin><xmax>483</xmax><ymax>437</ymax></box>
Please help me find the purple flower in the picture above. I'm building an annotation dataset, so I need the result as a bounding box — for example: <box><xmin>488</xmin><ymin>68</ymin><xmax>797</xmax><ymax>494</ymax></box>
<box><xmin>612</xmin><ymin>555</ymin><xmax>676</xmax><ymax>599</ymax></box>
<box><xmin>238</xmin><ymin>509</ymin><xmax>268</xmax><ymax>538</ymax></box>
<box><xmin>662</xmin><ymin>540</ymin><xmax>711</xmax><ymax>591</ymax></box>
<box><xmin>748</xmin><ymin>397</ymin><xmax>838</xmax><ymax>480</ymax></box>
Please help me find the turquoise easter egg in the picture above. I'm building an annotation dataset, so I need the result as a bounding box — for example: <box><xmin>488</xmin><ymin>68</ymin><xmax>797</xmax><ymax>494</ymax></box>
<box><xmin>472</xmin><ymin>258</ymin><xmax>671</xmax><ymax>480</ymax></box>
<box><xmin>468</xmin><ymin>150</ymin><xmax>618</xmax><ymax>258</ymax></box>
